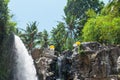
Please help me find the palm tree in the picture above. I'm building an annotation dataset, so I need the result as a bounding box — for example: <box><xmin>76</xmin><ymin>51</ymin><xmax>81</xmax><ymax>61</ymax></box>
<box><xmin>51</xmin><ymin>22</ymin><xmax>67</xmax><ymax>52</ymax></box>
<box><xmin>20</xmin><ymin>21</ymin><xmax>42</xmax><ymax>53</ymax></box>
<box><xmin>63</xmin><ymin>15</ymin><xmax>77</xmax><ymax>50</ymax></box>
<box><xmin>40</xmin><ymin>30</ymin><xmax>49</xmax><ymax>48</ymax></box>
<box><xmin>63</xmin><ymin>15</ymin><xmax>77</xmax><ymax>39</ymax></box>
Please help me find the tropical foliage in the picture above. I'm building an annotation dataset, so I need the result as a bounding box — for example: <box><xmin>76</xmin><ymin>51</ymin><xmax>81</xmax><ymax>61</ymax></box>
<box><xmin>82</xmin><ymin>0</ymin><xmax>120</xmax><ymax>44</ymax></box>
<box><xmin>0</xmin><ymin>0</ymin><xmax>16</xmax><ymax>80</ymax></box>
<box><xmin>64</xmin><ymin>0</ymin><xmax>104</xmax><ymax>37</ymax></box>
<box><xmin>18</xmin><ymin>21</ymin><xmax>42</xmax><ymax>52</ymax></box>
<box><xmin>51</xmin><ymin>22</ymin><xmax>67</xmax><ymax>52</ymax></box>
<box><xmin>40</xmin><ymin>30</ymin><xmax>49</xmax><ymax>48</ymax></box>
<box><xmin>0</xmin><ymin>0</ymin><xmax>9</xmax><ymax>44</ymax></box>
<box><xmin>1</xmin><ymin>0</ymin><xmax>120</xmax><ymax>79</ymax></box>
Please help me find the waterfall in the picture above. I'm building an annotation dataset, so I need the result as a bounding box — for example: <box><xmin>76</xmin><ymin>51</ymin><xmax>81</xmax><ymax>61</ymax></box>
<box><xmin>12</xmin><ymin>35</ymin><xmax>38</xmax><ymax>80</ymax></box>
<box><xmin>57</xmin><ymin>55</ymin><xmax>63</xmax><ymax>80</ymax></box>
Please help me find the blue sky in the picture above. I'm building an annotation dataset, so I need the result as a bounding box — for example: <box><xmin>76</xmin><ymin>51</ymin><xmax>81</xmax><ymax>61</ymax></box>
<box><xmin>8</xmin><ymin>0</ymin><xmax>108</xmax><ymax>32</ymax></box>
<box><xmin>9</xmin><ymin>0</ymin><xmax>67</xmax><ymax>32</ymax></box>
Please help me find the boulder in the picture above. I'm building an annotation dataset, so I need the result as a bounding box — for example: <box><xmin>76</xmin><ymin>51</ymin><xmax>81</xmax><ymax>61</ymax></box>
<box><xmin>31</xmin><ymin>48</ymin><xmax>57</xmax><ymax>80</ymax></box>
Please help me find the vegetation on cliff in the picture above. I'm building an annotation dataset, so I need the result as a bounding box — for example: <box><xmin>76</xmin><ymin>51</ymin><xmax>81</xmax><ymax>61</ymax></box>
<box><xmin>1</xmin><ymin>0</ymin><xmax>120</xmax><ymax>80</ymax></box>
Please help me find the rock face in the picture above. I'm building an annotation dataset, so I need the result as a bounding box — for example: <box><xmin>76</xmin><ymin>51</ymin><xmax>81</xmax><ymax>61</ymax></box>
<box><xmin>31</xmin><ymin>48</ymin><xmax>58</xmax><ymax>80</ymax></box>
<box><xmin>31</xmin><ymin>42</ymin><xmax>120</xmax><ymax>80</ymax></box>
<box><xmin>71</xmin><ymin>42</ymin><xmax>120</xmax><ymax>80</ymax></box>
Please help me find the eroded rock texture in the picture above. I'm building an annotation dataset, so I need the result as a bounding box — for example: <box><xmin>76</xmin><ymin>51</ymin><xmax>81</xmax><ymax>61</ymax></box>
<box><xmin>31</xmin><ymin>48</ymin><xmax>58</xmax><ymax>80</ymax></box>
<box><xmin>32</xmin><ymin>42</ymin><xmax>120</xmax><ymax>80</ymax></box>
<box><xmin>70</xmin><ymin>42</ymin><xmax>120</xmax><ymax>80</ymax></box>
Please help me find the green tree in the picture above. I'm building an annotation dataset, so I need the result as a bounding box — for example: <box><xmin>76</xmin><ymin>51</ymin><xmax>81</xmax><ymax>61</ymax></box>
<box><xmin>51</xmin><ymin>22</ymin><xmax>67</xmax><ymax>52</ymax></box>
<box><xmin>82</xmin><ymin>0</ymin><xmax>120</xmax><ymax>44</ymax></box>
<box><xmin>82</xmin><ymin>15</ymin><xmax>120</xmax><ymax>44</ymax></box>
<box><xmin>40</xmin><ymin>30</ymin><xmax>49</xmax><ymax>48</ymax></box>
<box><xmin>101</xmin><ymin>0</ymin><xmax>120</xmax><ymax>17</ymax></box>
<box><xmin>64</xmin><ymin>0</ymin><xmax>104</xmax><ymax>18</ymax></box>
<box><xmin>63</xmin><ymin>15</ymin><xmax>76</xmax><ymax>50</ymax></box>
<box><xmin>0</xmin><ymin>0</ymin><xmax>16</xmax><ymax>80</ymax></box>
<box><xmin>20</xmin><ymin>21</ymin><xmax>41</xmax><ymax>52</ymax></box>
<box><xmin>64</xmin><ymin>0</ymin><xmax>104</xmax><ymax>37</ymax></box>
<box><xmin>63</xmin><ymin>15</ymin><xmax>77</xmax><ymax>39</ymax></box>
<box><xmin>7</xmin><ymin>15</ymin><xmax>17</xmax><ymax>33</ymax></box>
<box><xmin>0</xmin><ymin>0</ymin><xmax>9</xmax><ymax>44</ymax></box>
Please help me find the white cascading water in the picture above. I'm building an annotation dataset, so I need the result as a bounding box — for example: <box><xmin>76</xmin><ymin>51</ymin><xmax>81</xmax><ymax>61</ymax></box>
<box><xmin>13</xmin><ymin>35</ymin><xmax>38</xmax><ymax>80</ymax></box>
<box><xmin>57</xmin><ymin>55</ymin><xmax>63</xmax><ymax>80</ymax></box>
<box><xmin>58</xmin><ymin>57</ymin><xmax>62</xmax><ymax>79</ymax></box>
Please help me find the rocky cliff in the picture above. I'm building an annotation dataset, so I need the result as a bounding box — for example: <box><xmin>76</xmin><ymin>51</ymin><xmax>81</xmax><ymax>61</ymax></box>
<box><xmin>31</xmin><ymin>42</ymin><xmax>120</xmax><ymax>80</ymax></box>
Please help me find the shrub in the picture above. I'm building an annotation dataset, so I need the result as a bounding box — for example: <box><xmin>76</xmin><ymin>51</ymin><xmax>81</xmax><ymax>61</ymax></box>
<box><xmin>82</xmin><ymin>15</ymin><xmax>120</xmax><ymax>44</ymax></box>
